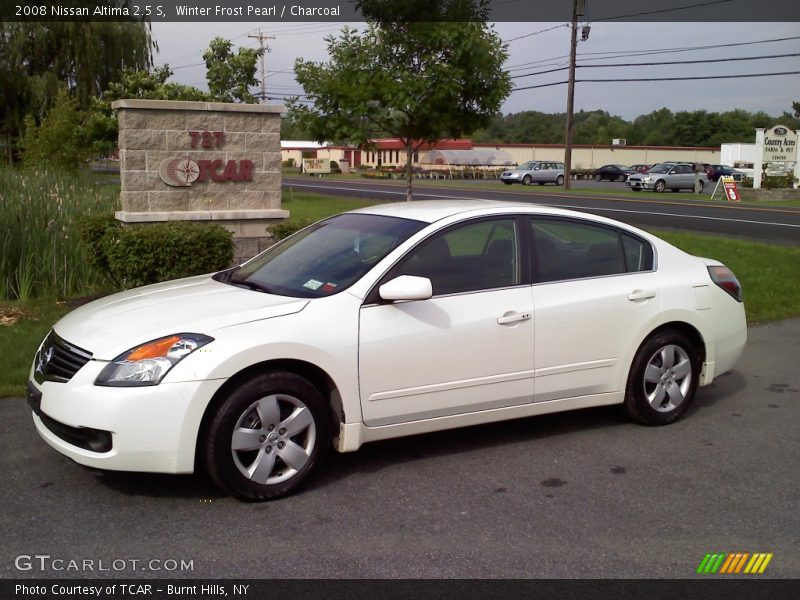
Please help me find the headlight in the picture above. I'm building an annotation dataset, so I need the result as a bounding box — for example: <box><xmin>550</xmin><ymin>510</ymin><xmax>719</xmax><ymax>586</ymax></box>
<box><xmin>643</xmin><ymin>176</ymin><xmax>652</xmax><ymax>182</ymax></box>
<box><xmin>96</xmin><ymin>333</ymin><xmax>213</xmax><ymax>387</ymax></box>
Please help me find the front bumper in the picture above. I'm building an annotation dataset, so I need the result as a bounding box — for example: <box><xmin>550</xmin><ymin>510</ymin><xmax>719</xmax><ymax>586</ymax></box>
<box><xmin>27</xmin><ymin>359</ymin><xmax>225</xmax><ymax>473</ymax></box>
<box><xmin>500</xmin><ymin>174</ymin><xmax>522</xmax><ymax>183</ymax></box>
<box><xmin>626</xmin><ymin>180</ymin><xmax>654</xmax><ymax>190</ymax></box>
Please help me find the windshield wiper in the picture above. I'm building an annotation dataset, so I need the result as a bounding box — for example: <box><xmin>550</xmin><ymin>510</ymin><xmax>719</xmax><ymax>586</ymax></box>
<box><xmin>228</xmin><ymin>278</ymin><xmax>275</xmax><ymax>294</ymax></box>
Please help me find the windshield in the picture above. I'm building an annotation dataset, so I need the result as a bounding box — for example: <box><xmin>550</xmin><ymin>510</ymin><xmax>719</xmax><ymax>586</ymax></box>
<box><xmin>518</xmin><ymin>161</ymin><xmax>537</xmax><ymax>170</ymax></box>
<box><xmin>226</xmin><ymin>213</ymin><xmax>426</xmax><ymax>298</ymax></box>
<box><xmin>648</xmin><ymin>164</ymin><xmax>672</xmax><ymax>174</ymax></box>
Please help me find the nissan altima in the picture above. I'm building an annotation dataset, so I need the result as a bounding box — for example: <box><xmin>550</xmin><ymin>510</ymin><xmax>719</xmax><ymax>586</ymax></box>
<box><xmin>28</xmin><ymin>201</ymin><xmax>746</xmax><ymax>500</ymax></box>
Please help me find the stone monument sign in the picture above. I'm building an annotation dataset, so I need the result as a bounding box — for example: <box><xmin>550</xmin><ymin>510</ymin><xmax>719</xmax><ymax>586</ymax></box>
<box><xmin>112</xmin><ymin>99</ymin><xmax>287</xmax><ymax>263</ymax></box>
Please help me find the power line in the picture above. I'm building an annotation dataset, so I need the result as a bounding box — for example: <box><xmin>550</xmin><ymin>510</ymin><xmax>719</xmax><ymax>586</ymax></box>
<box><xmin>513</xmin><ymin>70</ymin><xmax>800</xmax><ymax>91</ymax></box>
<box><xmin>581</xmin><ymin>52</ymin><xmax>800</xmax><ymax>68</ymax></box>
<box><xmin>505</xmin><ymin>24</ymin><xmax>568</xmax><ymax>44</ymax></box>
<box><xmin>577</xmin><ymin>35</ymin><xmax>800</xmax><ymax>60</ymax></box>
<box><xmin>503</xmin><ymin>34</ymin><xmax>800</xmax><ymax>70</ymax></box>
<box><xmin>510</xmin><ymin>51</ymin><xmax>800</xmax><ymax>79</ymax></box>
<box><xmin>594</xmin><ymin>0</ymin><xmax>734</xmax><ymax>21</ymax></box>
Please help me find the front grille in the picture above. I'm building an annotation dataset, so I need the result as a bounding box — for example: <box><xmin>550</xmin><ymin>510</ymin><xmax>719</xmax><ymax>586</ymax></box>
<box><xmin>34</xmin><ymin>331</ymin><xmax>92</xmax><ymax>383</ymax></box>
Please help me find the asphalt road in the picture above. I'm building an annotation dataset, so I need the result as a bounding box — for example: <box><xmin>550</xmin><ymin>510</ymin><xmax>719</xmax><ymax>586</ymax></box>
<box><xmin>283</xmin><ymin>177</ymin><xmax>800</xmax><ymax>245</ymax></box>
<box><xmin>2</xmin><ymin>320</ymin><xmax>799</xmax><ymax>579</ymax></box>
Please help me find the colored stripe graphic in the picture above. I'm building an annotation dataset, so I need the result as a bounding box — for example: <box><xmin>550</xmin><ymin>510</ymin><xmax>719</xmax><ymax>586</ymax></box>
<box><xmin>698</xmin><ymin>552</ymin><xmax>773</xmax><ymax>574</ymax></box>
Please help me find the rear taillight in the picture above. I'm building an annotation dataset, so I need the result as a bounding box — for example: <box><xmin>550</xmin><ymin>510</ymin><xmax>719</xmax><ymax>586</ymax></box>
<box><xmin>707</xmin><ymin>265</ymin><xmax>743</xmax><ymax>302</ymax></box>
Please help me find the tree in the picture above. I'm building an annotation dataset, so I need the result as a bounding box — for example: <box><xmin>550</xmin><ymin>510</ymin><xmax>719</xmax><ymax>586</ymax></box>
<box><xmin>293</xmin><ymin>0</ymin><xmax>511</xmax><ymax>200</ymax></box>
<box><xmin>20</xmin><ymin>88</ymin><xmax>93</xmax><ymax>170</ymax></box>
<box><xmin>85</xmin><ymin>37</ymin><xmax>262</xmax><ymax>156</ymax></box>
<box><xmin>0</xmin><ymin>18</ymin><xmax>154</xmax><ymax>163</ymax></box>
<box><xmin>203</xmin><ymin>38</ymin><xmax>262</xmax><ymax>104</ymax></box>
<box><xmin>85</xmin><ymin>66</ymin><xmax>211</xmax><ymax>157</ymax></box>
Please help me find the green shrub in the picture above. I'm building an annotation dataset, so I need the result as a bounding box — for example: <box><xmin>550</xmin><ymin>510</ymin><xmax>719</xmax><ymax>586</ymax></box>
<box><xmin>282</xmin><ymin>158</ymin><xmax>296</xmax><ymax>168</ymax></box>
<box><xmin>78</xmin><ymin>214</ymin><xmax>122</xmax><ymax>285</ymax></box>
<box><xmin>80</xmin><ymin>219</ymin><xmax>234</xmax><ymax>289</ymax></box>
<box><xmin>269</xmin><ymin>218</ymin><xmax>314</xmax><ymax>241</ymax></box>
<box><xmin>740</xmin><ymin>175</ymin><xmax>797</xmax><ymax>189</ymax></box>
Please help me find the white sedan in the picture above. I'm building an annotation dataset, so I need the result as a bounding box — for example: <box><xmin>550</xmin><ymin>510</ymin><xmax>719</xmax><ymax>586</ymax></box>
<box><xmin>27</xmin><ymin>201</ymin><xmax>746</xmax><ymax>500</ymax></box>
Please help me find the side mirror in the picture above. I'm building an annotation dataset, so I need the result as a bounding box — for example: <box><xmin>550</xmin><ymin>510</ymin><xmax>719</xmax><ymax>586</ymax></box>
<box><xmin>379</xmin><ymin>275</ymin><xmax>433</xmax><ymax>302</ymax></box>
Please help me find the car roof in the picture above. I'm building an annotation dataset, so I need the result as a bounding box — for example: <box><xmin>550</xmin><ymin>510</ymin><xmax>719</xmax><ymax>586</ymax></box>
<box><xmin>350</xmin><ymin>199</ymin><xmax>616</xmax><ymax>225</ymax></box>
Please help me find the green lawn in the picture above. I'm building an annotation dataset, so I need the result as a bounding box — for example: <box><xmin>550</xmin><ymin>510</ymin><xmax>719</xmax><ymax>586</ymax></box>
<box><xmin>281</xmin><ymin>189</ymin><xmax>390</xmax><ymax>221</ymax></box>
<box><xmin>2</xmin><ymin>192</ymin><xmax>797</xmax><ymax>398</ymax></box>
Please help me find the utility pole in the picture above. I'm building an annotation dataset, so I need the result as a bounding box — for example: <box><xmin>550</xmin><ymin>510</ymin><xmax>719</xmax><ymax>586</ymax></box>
<box><xmin>563</xmin><ymin>0</ymin><xmax>582</xmax><ymax>190</ymax></box>
<box><xmin>248</xmin><ymin>29</ymin><xmax>275</xmax><ymax>103</ymax></box>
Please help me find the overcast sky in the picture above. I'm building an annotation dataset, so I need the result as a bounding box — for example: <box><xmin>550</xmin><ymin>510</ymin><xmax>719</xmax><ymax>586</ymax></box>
<box><xmin>150</xmin><ymin>21</ymin><xmax>800</xmax><ymax>122</ymax></box>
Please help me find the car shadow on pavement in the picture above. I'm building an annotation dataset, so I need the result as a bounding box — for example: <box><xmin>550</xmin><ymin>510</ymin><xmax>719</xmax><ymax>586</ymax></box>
<box><xmin>87</xmin><ymin>468</ymin><xmax>226</xmax><ymax>500</ymax></box>
<box><xmin>86</xmin><ymin>369</ymin><xmax>747</xmax><ymax>501</ymax></box>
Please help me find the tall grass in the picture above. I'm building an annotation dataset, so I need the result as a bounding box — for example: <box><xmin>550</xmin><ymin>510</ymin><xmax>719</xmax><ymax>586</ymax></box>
<box><xmin>0</xmin><ymin>167</ymin><xmax>119</xmax><ymax>300</ymax></box>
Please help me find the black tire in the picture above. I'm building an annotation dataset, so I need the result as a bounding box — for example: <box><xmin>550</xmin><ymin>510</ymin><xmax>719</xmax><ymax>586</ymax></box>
<box><xmin>594</xmin><ymin>173</ymin><xmax>602</xmax><ymax>182</ymax></box>
<box><xmin>624</xmin><ymin>331</ymin><xmax>701</xmax><ymax>426</ymax></box>
<box><xmin>617</xmin><ymin>174</ymin><xmax>626</xmax><ymax>182</ymax></box>
<box><xmin>696</xmin><ymin>180</ymin><xmax>705</xmax><ymax>193</ymax></box>
<box><xmin>205</xmin><ymin>371</ymin><xmax>331</xmax><ymax>500</ymax></box>
<box><xmin>555</xmin><ymin>174</ymin><xmax>565</xmax><ymax>186</ymax></box>
<box><xmin>653</xmin><ymin>180</ymin><xmax>666</xmax><ymax>193</ymax></box>
<box><xmin>522</xmin><ymin>174</ymin><xmax>532</xmax><ymax>186</ymax></box>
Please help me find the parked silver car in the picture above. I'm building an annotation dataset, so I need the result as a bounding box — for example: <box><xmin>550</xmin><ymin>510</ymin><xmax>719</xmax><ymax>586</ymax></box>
<box><xmin>626</xmin><ymin>163</ymin><xmax>708</xmax><ymax>193</ymax></box>
<box><xmin>501</xmin><ymin>161</ymin><xmax>565</xmax><ymax>186</ymax></box>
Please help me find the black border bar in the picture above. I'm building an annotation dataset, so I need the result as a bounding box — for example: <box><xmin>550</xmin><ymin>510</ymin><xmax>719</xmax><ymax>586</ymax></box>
<box><xmin>4</xmin><ymin>579</ymin><xmax>800</xmax><ymax>600</ymax></box>
<box><xmin>3</xmin><ymin>0</ymin><xmax>800</xmax><ymax>22</ymax></box>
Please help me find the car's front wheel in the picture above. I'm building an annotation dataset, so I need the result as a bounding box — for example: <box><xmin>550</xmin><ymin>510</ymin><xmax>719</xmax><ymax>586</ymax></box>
<box><xmin>624</xmin><ymin>331</ymin><xmax>700</xmax><ymax>425</ymax></box>
<box><xmin>653</xmin><ymin>180</ymin><xmax>666</xmax><ymax>192</ymax></box>
<box><xmin>205</xmin><ymin>371</ymin><xmax>331</xmax><ymax>500</ymax></box>
<box><xmin>522</xmin><ymin>175</ymin><xmax>532</xmax><ymax>185</ymax></box>
<box><xmin>594</xmin><ymin>174</ymin><xmax>602</xmax><ymax>181</ymax></box>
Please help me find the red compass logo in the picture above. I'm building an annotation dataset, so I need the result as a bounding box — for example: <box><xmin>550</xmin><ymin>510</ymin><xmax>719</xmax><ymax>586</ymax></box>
<box><xmin>159</xmin><ymin>157</ymin><xmax>200</xmax><ymax>187</ymax></box>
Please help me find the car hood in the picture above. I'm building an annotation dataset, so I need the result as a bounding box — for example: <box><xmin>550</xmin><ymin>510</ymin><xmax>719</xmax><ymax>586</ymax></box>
<box><xmin>53</xmin><ymin>274</ymin><xmax>309</xmax><ymax>359</ymax></box>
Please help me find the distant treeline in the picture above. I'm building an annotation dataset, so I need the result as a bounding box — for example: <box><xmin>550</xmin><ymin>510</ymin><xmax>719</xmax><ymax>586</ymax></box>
<box><xmin>472</xmin><ymin>105</ymin><xmax>800</xmax><ymax>147</ymax></box>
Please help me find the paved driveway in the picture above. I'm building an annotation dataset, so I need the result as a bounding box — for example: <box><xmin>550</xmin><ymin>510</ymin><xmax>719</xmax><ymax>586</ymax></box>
<box><xmin>2</xmin><ymin>320</ymin><xmax>798</xmax><ymax>579</ymax></box>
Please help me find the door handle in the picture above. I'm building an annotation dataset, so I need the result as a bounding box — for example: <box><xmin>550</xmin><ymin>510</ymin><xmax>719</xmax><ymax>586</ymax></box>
<box><xmin>628</xmin><ymin>289</ymin><xmax>656</xmax><ymax>301</ymax></box>
<box><xmin>497</xmin><ymin>312</ymin><xmax>531</xmax><ymax>325</ymax></box>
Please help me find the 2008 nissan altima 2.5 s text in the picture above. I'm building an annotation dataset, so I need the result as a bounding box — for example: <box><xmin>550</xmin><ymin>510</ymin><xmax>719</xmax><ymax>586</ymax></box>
<box><xmin>27</xmin><ymin>200</ymin><xmax>746</xmax><ymax>500</ymax></box>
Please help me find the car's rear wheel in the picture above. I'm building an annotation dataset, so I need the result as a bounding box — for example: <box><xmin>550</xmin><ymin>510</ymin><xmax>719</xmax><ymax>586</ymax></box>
<box><xmin>594</xmin><ymin>174</ymin><xmax>602</xmax><ymax>182</ymax></box>
<box><xmin>556</xmin><ymin>174</ymin><xmax>565</xmax><ymax>186</ymax></box>
<box><xmin>617</xmin><ymin>174</ymin><xmax>626</xmax><ymax>182</ymax></box>
<box><xmin>205</xmin><ymin>371</ymin><xmax>331</xmax><ymax>500</ymax></box>
<box><xmin>522</xmin><ymin>175</ymin><xmax>532</xmax><ymax>186</ymax></box>
<box><xmin>624</xmin><ymin>331</ymin><xmax>700</xmax><ymax>425</ymax></box>
<box><xmin>653</xmin><ymin>180</ymin><xmax>666</xmax><ymax>193</ymax></box>
<box><xmin>696</xmin><ymin>180</ymin><xmax>705</xmax><ymax>193</ymax></box>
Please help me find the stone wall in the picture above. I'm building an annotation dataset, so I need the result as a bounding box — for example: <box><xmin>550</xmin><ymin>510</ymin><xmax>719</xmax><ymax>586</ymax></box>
<box><xmin>112</xmin><ymin>99</ymin><xmax>288</xmax><ymax>263</ymax></box>
<box><xmin>739</xmin><ymin>187</ymin><xmax>800</xmax><ymax>201</ymax></box>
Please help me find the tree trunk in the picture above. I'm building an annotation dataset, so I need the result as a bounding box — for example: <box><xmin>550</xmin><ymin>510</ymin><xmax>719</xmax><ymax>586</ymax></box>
<box><xmin>405</xmin><ymin>143</ymin><xmax>414</xmax><ymax>202</ymax></box>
